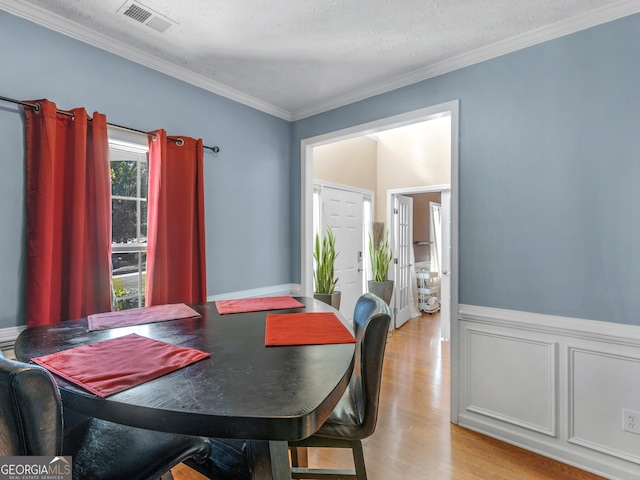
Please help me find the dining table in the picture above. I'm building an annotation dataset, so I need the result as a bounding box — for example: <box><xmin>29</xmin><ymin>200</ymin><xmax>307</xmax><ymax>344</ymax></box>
<box><xmin>13</xmin><ymin>296</ymin><xmax>356</xmax><ymax>480</ymax></box>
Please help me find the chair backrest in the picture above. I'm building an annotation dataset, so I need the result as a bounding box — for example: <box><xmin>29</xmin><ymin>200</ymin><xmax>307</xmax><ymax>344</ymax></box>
<box><xmin>350</xmin><ymin>292</ymin><xmax>391</xmax><ymax>438</ymax></box>
<box><xmin>0</xmin><ymin>356</ymin><xmax>63</xmax><ymax>456</ymax></box>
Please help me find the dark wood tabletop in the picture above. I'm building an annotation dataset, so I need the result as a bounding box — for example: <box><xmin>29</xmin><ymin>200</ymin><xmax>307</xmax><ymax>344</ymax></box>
<box><xmin>14</xmin><ymin>297</ymin><xmax>355</xmax><ymax>479</ymax></box>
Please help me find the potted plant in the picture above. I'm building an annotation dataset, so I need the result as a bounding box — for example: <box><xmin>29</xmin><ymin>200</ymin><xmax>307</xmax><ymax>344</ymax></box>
<box><xmin>313</xmin><ymin>226</ymin><xmax>341</xmax><ymax>309</ymax></box>
<box><xmin>368</xmin><ymin>223</ymin><xmax>394</xmax><ymax>305</ymax></box>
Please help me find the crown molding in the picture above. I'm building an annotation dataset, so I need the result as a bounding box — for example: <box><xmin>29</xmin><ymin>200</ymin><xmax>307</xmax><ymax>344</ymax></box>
<box><xmin>290</xmin><ymin>0</ymin><xmax>640</xmax><ymax>121</ymax></box>
<box><xmin>0</xmin><ymin>0</ymin><xmax>293</xmax><ymax>120</ymax></box>
<box><xmin>3</xmin><ymin>0</ymin><xmax>639</xmax><ymax>123</ymax></box>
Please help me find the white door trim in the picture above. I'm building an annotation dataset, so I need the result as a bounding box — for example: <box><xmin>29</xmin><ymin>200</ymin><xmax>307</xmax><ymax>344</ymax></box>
<box><xmin>314</xmin><ymin>180</ymin><xmax>375</xmax><ymax>198</ymax></box>
<box><xmin>300</xmin><ymin>99</ymin><xmax>460</xmax><ymax>424</ymax></box>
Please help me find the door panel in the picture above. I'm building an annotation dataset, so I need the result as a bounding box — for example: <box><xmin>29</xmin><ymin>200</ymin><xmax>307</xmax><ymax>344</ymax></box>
<box><xmin>321</xmin><ymin>186</ymin><xmax>364</xmax><ymax>323</ymax></box>
<box><xmin>439</xmin><ymin>190</ymin><xmax>451</xmax><ymax>340</ymax></box>
<box><xmin>392</xmin><ymin>194</ymin><xmax>413</xmax><ymax>328</ymax></box>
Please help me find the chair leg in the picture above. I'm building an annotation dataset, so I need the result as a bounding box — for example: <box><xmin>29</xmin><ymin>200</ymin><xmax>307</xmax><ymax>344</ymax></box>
<box><xmin>351</xmin><ymin>440</ymin><xmax>367</xmax><ymax>480</ymax></box>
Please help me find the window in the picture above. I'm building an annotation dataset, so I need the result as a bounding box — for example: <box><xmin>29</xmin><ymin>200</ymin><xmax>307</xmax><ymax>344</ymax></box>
<box><xmin>363</xmin><ymin>194</ymin><xmax>373</xmax><ymax>284</ymax></box>
<box><xmin>108</xmin><ymin>130</ymin><xmax>148</xmax><ymax>310</ymax></box>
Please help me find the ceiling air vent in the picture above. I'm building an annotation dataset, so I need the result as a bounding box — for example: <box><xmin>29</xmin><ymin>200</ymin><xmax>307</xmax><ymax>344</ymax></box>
<box><xmin>117</xmin><ymin>1</ymin><xmax>177</xmax><ymax>34</ymax></box>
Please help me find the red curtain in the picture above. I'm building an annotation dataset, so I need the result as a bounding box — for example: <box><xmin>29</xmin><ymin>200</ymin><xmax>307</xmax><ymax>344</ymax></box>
<box><xmin>146</xmin><ymin>130</ymin><xmax>207</xmax><ymax>306</ymax></box>
<box><xmin>25</xmin><ymin>100</ymin><xmax>112</xmax><ymax>327</ymax></box>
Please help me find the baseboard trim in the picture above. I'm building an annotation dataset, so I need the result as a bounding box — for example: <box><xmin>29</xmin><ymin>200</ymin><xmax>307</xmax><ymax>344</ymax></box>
<box><xmin>0</xmin><ymin>325</ymin><xmax>26</xmax><ymax>352</ymax></box>
<box><xmin>207</xmin><ymin>283</ymin><xmax>301</xmax><ymax>301</ymax></box>
<box><xmin>458</xmin><ymin>413</ymin><xmax>637</xmax><ymax>480</ymax></box>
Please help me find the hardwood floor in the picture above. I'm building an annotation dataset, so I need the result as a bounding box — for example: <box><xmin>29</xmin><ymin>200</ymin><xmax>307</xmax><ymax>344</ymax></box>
<box><xmin>173</xmin><ymin>313</ymin><xmax>604</xmax><ymax>480</ymax></box>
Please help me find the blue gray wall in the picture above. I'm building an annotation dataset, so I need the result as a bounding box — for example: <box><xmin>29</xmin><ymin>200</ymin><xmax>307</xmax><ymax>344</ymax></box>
<box><xmin>2</xmin><ymin>9</ymin><xmax>639</xmax><ymax>329</ymax></box>
<box><xmin>0</xmin><ymin>10</ymin><xmax>291</xmax><ymax>328</ymax></box>
<box><xmin>292</xmin><ymin>13</ymin><xmax>640</xmax><ymax>326</ymax></box>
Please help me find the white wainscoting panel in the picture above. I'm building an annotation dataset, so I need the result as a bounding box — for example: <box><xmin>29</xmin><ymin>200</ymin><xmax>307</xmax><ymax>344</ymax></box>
<box><xmin>466</xmin><ymin>329</ymin><xmax>557</xmax><ymax>436</ymax></box>
<box><xmin>569</xmin><ymin>347</ymin><xmax>640</xmax><ymax>464</ymax></box>
<box><xmin>458</xmin><ymin>304</ymin><xmax>640</xmax><ymax>480</ymax></box>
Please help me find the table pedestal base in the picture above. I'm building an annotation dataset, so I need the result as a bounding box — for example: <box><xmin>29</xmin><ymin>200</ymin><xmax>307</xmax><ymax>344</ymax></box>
<box><xmin>247</xmin><ymin>440</ymin><xmax>292</xmax><ymax>480</ymax></box>
<box><xmin>186</xmin><ymin>439</ymin><xmax>292</xmax><ymax>480</ymax></box>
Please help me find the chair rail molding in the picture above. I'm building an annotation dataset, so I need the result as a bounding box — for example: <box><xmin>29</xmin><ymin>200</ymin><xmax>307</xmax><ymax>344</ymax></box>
<box><xmin>457</xmin><ymin>303</ymin><xmax>640</xmax><ymax>480</ymax></box>
<box><xmin>459</xmin><ymin>304</ymin><xmax>640</xmax><ymax>348</ymax></box>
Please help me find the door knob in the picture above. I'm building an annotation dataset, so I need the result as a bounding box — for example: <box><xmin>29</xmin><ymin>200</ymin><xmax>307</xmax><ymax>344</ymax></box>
<box><xmin>442</xmin><ymin>269</ymin><xmax>449</xmax><ymax>275</ymax></box>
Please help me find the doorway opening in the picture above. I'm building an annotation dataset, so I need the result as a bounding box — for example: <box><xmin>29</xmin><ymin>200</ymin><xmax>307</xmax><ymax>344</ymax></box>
<box><xmin>300</xmin><ymin>100</ymin><xmax>460</xmax><ymax>423</ymax></box>
<box><xmin>387</xmin><ymin>186</ymin><xmax>451</xmax><ymax>340</ymax></box>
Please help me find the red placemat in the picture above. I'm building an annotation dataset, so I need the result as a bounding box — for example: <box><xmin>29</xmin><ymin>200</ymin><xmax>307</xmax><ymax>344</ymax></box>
<box><xmin>88</xmin><ymin>303</ymin><xmax>200</xmax><ymax>331</ymax></box>
<box><xmin>215</xmin><ymin>296</ymin><xmax>305</xmax><ymax>314</ymax></box>
<box><xmin>265</xmin><ymin>312</ymin><xmax>356</xmax><ymax>347</ymax></box>
<box><xmin>32</xmin><ymin>333</ymin><xmax>210</xmax><ymax>397</ymax></box>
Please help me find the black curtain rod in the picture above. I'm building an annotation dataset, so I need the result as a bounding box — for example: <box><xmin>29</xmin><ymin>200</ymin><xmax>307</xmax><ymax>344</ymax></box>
<box><xmin>0</xmin><ymin>95</ymin><xmax>220</xmax><ymax>153</ymax></box>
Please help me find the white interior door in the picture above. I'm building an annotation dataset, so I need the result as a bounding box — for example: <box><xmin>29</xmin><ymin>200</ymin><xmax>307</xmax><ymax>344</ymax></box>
<box><xmin>439</xmin><ymin>190</ymin><xmax>451</xmax><ymax>340</ymax></box>
<box><xmin>392</xmin><ymin>194</ymin><xmax>413</xmax><ymax>328</ymax></box>
<box><xmin>320</xmin><ymin>186</ymin><xmax>364</xmax><ymax>323</ymax></box>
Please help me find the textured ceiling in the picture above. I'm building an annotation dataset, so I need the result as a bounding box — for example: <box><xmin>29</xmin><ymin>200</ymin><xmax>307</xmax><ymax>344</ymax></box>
<box><xmin>2</xmin><ymin>0</ymin><xmax>639</xmax><ymax>119</ymax></box>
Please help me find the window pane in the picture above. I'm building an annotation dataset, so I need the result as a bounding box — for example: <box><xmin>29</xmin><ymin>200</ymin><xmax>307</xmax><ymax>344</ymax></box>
<box><xmin>116</xmin><ymin>296</ymin><xmax>141</xmax><ymax>310</ymax></box>
<box><xmin>112</xmin><ymin>199</ymin><xmax>138</xmax><ymax>243</ymax></box>
<box><xmin>140</xmin><ymin>252</ymin><xmax>147</xmax><ymax>294</ymax></box>
<box><xmin>111</xmin><ymin>160</ymin><xmax>138</xmax><ymax>198</ymax></box>
<box><xmin>140</xmin><ymin>200</ymin><xmax>147</xmax><ymax>240</ymax></box>
<box><xmin>140</xmin><ymin>160</ymin><xmax>149</xmax><ymax>198</ymax></box>
<box><xmin>139</xmin><ymin>162</ymin><xmax>149</xmax><ymax>242</ymax></box>
<box><xmin>112</xmin><ymin>252</ymin><xmax>146</xmax><ymax>311</ymax></box>
<box><xmin>112</xmin><ymin>252</ymin><xmax>140</xmax><ymax>275</ymax></box>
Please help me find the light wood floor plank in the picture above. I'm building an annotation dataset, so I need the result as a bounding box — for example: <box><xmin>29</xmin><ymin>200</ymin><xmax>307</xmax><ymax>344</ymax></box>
<box><xmin>173</xmin><ymin>313</ymin><xmax>604</xmax><ymax>480</ymax></box>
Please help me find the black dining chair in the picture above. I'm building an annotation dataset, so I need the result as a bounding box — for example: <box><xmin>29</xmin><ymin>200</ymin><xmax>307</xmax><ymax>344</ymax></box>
<box><xmin>289</xmin><ymin>292</ymin><xmax>391</xmax><ymax>480</ymax></box>
<box><xmin>0</xmin><ymin>352</ymin><xmax>212</xmax><ymax>480</ymax></box>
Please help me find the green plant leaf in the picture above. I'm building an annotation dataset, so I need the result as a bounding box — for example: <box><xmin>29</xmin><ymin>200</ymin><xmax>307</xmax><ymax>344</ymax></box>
<box><xmin>369</xmin><ymin>229</ymin><xmax>393</xmax><ymax>282</ymax></box>
<box><xmin>313</xmin><ymin>226</ymin><xmax>339</xmax><ymax>294</ymax></box>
